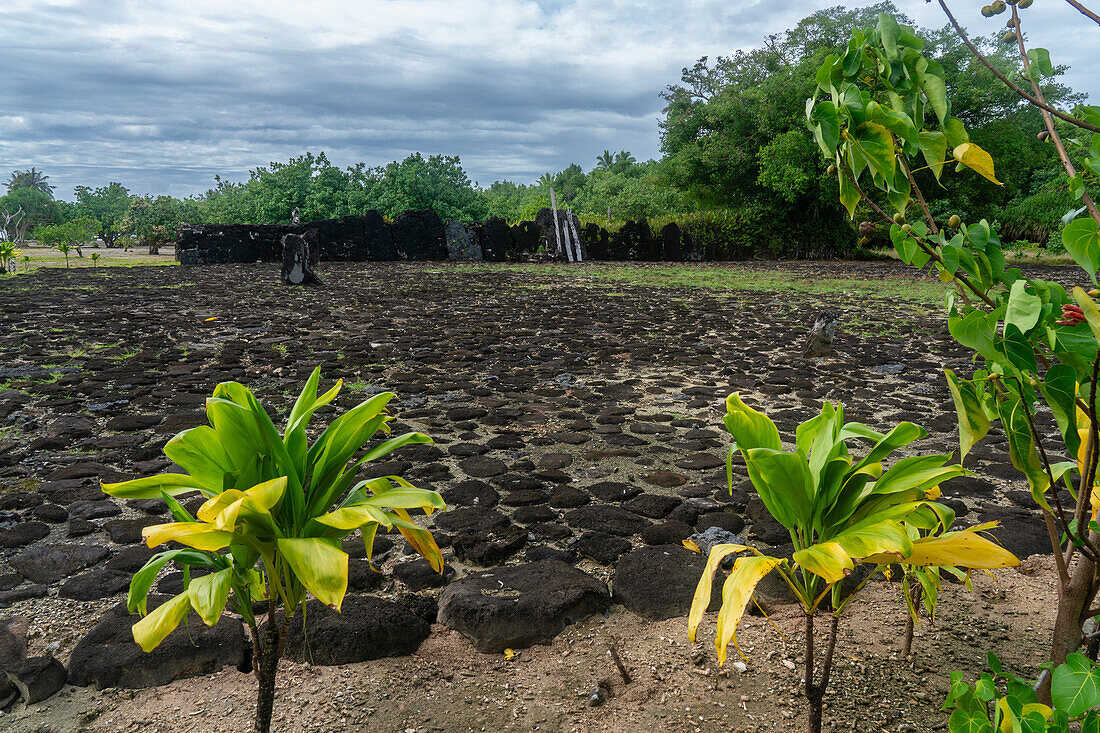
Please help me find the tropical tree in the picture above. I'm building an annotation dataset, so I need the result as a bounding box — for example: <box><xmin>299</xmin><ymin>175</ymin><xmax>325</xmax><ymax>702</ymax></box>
<box><xmin>101</xmin><ymin>369</ymin><xmax>446</xmax><ymax>733</ymax></box>
<box><xmin>6</xmin><ymin>167</ymin><xmax>55</xmax><ymax>198</ymax></box>
<box><xmin>73</xmin><ymin>182</ymin><xmax>132</xmax><ymax>248</ymax></box>
<box><xmin>596</xmin><ymin>150</ymin><xmax>615</xmax><ymax>170</ymax></box>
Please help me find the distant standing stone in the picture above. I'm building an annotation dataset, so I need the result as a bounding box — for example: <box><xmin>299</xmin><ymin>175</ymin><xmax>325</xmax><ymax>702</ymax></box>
<box><xmin>804</xmin><ymin>308</ymin><xmax>840</xmax><ymax>357</ymax></box>
<box><xmin>281</xmin><ymin>230</ymin><xmax>322</xmax><ymax>286</ymax></box>
<box><xmin>444</xmin><ymin>219</ymin><xmax>483</xmax><ymax>261</ymax></box>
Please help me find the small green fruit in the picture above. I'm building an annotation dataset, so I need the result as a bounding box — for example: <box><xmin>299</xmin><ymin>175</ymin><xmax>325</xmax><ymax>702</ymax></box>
<box><xmin>826</xmin><ymin>164</ymin><xmax>837</xmax><ymax>177</ymax></box>
<box><xmin>1038</xmin><ymin>130</ymin><xmax>1050</xmax><ymax>141</ymax></box>
<box><xmin>893</xmin><ymin>212</ymin><xmax>907</xmax><ymax>225</ymax></box>
<box><xmin>948</xmin><ymin>215</ymin><xmax>962</xmax><ymax>229</ymax></box>
<box><xmin>992</xmin><ymin>0</ymin><xmax>1007</xmax><ymax>13</ymax></box>
<box><xmin>1019</xmin><ymin>0</ymin><xmax>1033</xmax><ymax>8</ymax></box>
<box><xmin>981</xmin><ymin>4</ymin><xmax>995</xmax><ymax>16</ymax></box>
<box><xmin>1002</xmin><ymin>31</ymin><xmax>1018</xmax><ymax>44</ymax></box>
<box><xmin>902</xmin><ymin>224</ymin><xmax>914</xmax><ymax>234</ymax></box>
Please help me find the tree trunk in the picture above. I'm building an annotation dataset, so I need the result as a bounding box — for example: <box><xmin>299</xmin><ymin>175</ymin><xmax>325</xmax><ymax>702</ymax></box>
<box><xmin>253</xmin><ymin>602</ymin><xmax>284</xmax><ymax>733</ymax></box>
<box><xmin>804</xmin><ymin>613</ymin><xmax>839</xmax><ymax>733</ymax></box>
<box><xmin>1041</xmin><ymin>554</ymin><xmax>1097</xmax><ymax>702</ymax></box>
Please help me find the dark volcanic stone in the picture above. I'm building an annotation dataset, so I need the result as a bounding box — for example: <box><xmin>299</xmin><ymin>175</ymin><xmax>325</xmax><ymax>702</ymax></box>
<box><xmin>612</xmin><ymin>545</ymin><xmax>719</xmax><ymax>621</ymax></box>
<box><xmin>11</xmin><ymin>543</ymin><xmax>110</xmax><ymax>584</ymax></box>
<box><xmin>30</xmin><ymin>504</ymin><xmax>68</xmax><ymax>523</ymax></box>
<box><xmin>674</xmin><ymin>453</ymin><xmax>724</xmax><ymax>471</ymax></box>
<box><xmin>67</xmin><ymin>518</ymin><xmax>97</xmax><ymax>537</ymax></box>
<box><xmin>69</xmin><ymin>500</ymin><xmax>122</xmax><ymax>520</ymax></box>
<box><xmin>59</xmin><ymin>570</ymin><xmax>132</xmax><ymax>600</ymax></box>
<box><xmin>393</xmin><ymin>559</ymin><xmax>455</xmax><ymax>591</ymax></box>
<box><xmin>281</xmin><ymin>596</ymin><xmax>430</xmax><ymax>665</ymax></box>
<box><xmin>106</xmin><ymin>414</ymin><xmax>163</xmax><ymax>431</ymax></box>
<box><xmin>451</xmin><ymin>523</ymin><xmax>527</xmax><ymax>565</ymax></box>
<box><xmin>459</xmin><ymin>456</ymin><xmax>507</xmax><ymax>478</ymax></box>
<box><xmin>696</xmin><ymin>511</ymin><xmax>746</xmax><ymax>535</ymax></box>
<box><xmin>0</xmin><ymin>522</ymin><xmax>50</xmax><ymax>548</ymax></box>
<box><xmin>643</xmin><ymin>470</ymin><xmax>688</xmax><ymax>488</ymax></box>
<box><xmin>434</xmin><ymin>508</ymin><xmax>509</xmax><ymax>534</ymax></box>
<box><xmin>576</xmin><ymin>532</ymin><xmax>632</xmax><ymax>565</ymax></box>
<box><xmin>549</xmin><ymin>486</ymin><xmax>590</xmax><ymax>508</ymax></box>
<box><xmin>564</xmin><ymin>505</ymin><xmax>651</xmax><ymax>536</ymax></box>
<box><xmin>442</xmin><ymin>480</ymin><xmax>500</xmax><ymax>508</ymax></box>
<box><xmin>625</xmin><ymin>494</ymin><xmax>682</xmax><ymax>519</ymax></box>
<box><xmin>975</xmin><ymin>507</ymin><xmax>1051</xmax><ymax>558</ymax></box>
<box><xmin>347</xmin><ymin>558</ymin><xmax>386</xmax><ymax>593</ymax></box>
<box><xmin>48</xmin><ymin>416</ymin><xmax>94</xmax><ymax>439</ymax></box>
<box><xmin>69</xmin><ymin>595</ymin><xmax>247</xmax><ymax>689</ymax></box>
<box><xmin>7</xmin><ymin>655</ymin><xmax>67</xmax><ymax>704</ymax></box>
<box><xmin>641</xmin><ymin>520</ymin><xmax>693</xmax><ymax>546</ymax></box>
<box><xmin>103</xmin><ymin>517</ymin><xmax>161</xmax><ymax>544</ymax></box>
<box><xmin>525</xmin><ymin>546</ymin><xmax>578</xmax><ymax>564</ymax></box>
<box><xmin>587</xmin><ymin>481</ymin><xmax>642</xmax><ymax>503</ymax></box>
<box><xmin>439</xmin><ymin>560</ymin><xmax>611</xmax><ymax>652</ymax></box>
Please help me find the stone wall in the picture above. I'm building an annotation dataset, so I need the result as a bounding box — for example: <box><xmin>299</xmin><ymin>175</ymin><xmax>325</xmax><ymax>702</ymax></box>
<box><xmin>175</xmin><ymin>210</ymin><xmax>719</xmax><ymax>265</ymax></box>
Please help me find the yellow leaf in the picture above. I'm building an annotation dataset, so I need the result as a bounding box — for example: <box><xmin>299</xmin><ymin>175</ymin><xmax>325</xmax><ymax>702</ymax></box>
<box><xmin>143</xmin><ymin>522</ymin><xmax>233</xmax><ymax>551</ymax></box>
<box><xmin>203</xmin><ymin>317</ymin><xmax>217</xmax><ymax>321</ymax></box>
<box><xmin>504</xmin><ymin>648</ymin><xmax>516</xmax><ymax>660</ymax></box>
<box><xmin>186</xmin><ymin>568</ymin><xmax>231</xmax><ymax>626</ymax></box>
<box><xmin>715</xmin><ymin>556</ymin><xmax>782</xmax><ymax>665</ymax></box>
<box><xmin>952</xmin><ymin>143</ymin><xmax>1002</xmax><ymax>185</ymax></box>
<box><xmin>682</xmin><ymin>539</ymin><xmax>702</xmax><ymax>553</ymax></box>
<box><xmin>277</xmin><ymin>537</ymin><xmax>348</xmax><ymax>611</ymax></box>
<box><xmin>792</xmin><ymin>542</ymin><xmax>853</xmax><ymax>584</ymax></box>
<box><xmin>873</xmin><ymin>530</ymin><xmax>1018</xmax><ymax>568</ymax></box>
<box><xmin>132</xmin><ymin>591</ymin><xmax>192</xmax><ymax>652</ymax></box>
<box><xmin>688</xmin><ymin>543</ymin><xmax>755</xmax><ymax>644</ymax></box>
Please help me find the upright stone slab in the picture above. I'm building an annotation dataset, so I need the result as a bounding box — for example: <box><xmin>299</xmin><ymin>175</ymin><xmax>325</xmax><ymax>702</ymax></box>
<box><xmin>534</xmin><ymin>208</ymin><xmax>583</xmax><ymax>259</ymax></box>
<box><xmin>393</xmin><ymin>209</ymin><xmax>446</xmax><ymax>260</ymax></box>
<box><xmin>582</xmin><ymin>223</ymin><xmax>610</xmax><ymax>260</ymax></box>
<box><xmin>480</xmin><ymin>216</ymin><xmax>514</xmax><ymax>262</ymax></box>
<box><xmin>661</xmin><ymin>223</ymin><xmax>682</xmax><ymax>261</ymax></box>
<box><xmin>804</xmin><ymin>308</ymin><xmax>840</xmax><ymax>356</ymax></box>
<box><xmin>512</xmin><ymin>221</ymin><xmax>541</xmax><ymax>256</ymax></box>
<box><xmin>362</xmin><ymin>209</ymin><xmax>398</xmax><ymax>260</ymax></box>
<box><xmin>444</xmin><ymin>219</ymin><xmax>483</xmax><ymax>261</ymax></box>
<box><xmin>281</xmin><ymin>230</ymin><xmax>322</xmax><ymax>286</ymax></box>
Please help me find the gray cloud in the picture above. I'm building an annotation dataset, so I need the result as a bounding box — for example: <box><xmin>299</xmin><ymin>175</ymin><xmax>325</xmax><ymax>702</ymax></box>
<box><xmin>0</xmin><ymin>0</ymin><xmax>1095</xmax><ymax>198</ymax></box>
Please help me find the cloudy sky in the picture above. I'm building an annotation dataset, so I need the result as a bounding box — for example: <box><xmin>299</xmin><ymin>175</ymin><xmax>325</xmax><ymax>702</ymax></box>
<box><xmin>0</xmin><ymin>0</ymin><xmax>1095</xmax><ymax>199</ymax></box>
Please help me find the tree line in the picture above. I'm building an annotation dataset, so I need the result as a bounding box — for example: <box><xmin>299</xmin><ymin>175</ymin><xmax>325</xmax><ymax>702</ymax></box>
<box><xmin>0</xmin><ymin>2</ymin><xmax>1082</xmax><ymax>254</ymax></box>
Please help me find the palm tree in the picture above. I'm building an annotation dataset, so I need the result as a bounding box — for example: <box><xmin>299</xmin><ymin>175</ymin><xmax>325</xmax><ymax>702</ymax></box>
<box><xmin>596</xmin><ymin>150</ymin><xmax>614</xmax><ymax>170</ymax></box>
<box><xmin>612</xmin><ymin>151</ymin><xmax>636</xmax><ymax>174</ymax></box>
<box><xmin>6</xmin><ymin>168</ymin><xmax>55</xmax><ymax>198</ymax></box>
<box><xmin>537</xmin><ymin>172</ymin><xmax>554</xmax><ymax>187</ymax></box>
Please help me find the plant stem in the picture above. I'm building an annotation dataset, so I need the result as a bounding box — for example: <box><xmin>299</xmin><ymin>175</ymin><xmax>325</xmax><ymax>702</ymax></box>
<box><xmin>804</xmin><ymin>613</ymin><xmax>840</xmax><ymax>733</ymax></box>
<box><xmin>1010</xmin><ymin>5</ymin><xmax>1100</xmax><ymax>227</ymax></box>
<box><xmin>935</xmin><ymin>0</ymin><xmax>1100</xmax><ymax>133</ymax></box>
<box><xmin>1064</xmin><ymin>0</ymin><xmax>1100</xmax><ymax>25</ymax></box>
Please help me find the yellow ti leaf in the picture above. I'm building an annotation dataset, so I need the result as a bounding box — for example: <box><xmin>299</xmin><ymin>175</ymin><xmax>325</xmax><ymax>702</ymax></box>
<box><xmin>793</xmin><ymin>542</ymin><xmax>853</xmax><ymax>584</ymax></box>
<box><xmin>132</xmin><ymin>591</ymin><xmax>192</xmax><ymax>652</ymax></box>
<box><xmin>143</xmin><ymin>522</ymin><xmax>233</xmax><ymax>551</ymax></box>
<box><xmin>688</xmin><ymin>543</ymin><xmax>755</xmax><ymax>644</ymax></box>
<box><xmin>715</xmin><ymin>556</ymin><xmax>782</xmax><ymax>665</ymax></box>
<box><xmin>186</xmin><ymin>568</ymin><xmax>232</xmax><ymax>626</ymax></box>
<box><xmin>277</xmin><ymin>537</ymin><xmax>348</xmax><ymax>611</ymax></box>
<box><xmin>874</xmin><ymin>530</ymin><xmax>1018</xmax><ymax>569</ymax></box>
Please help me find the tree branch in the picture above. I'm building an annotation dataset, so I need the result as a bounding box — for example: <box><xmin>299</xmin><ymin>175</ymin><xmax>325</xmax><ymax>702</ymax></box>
<box><xmin>1064</xmin><ymin>0</ymin><xmax>1100</xmax><ymax>25</ymax></box>
<box><xmin>935</xmin><ymin>0</ymin><xmax>1100</xmax><ymax>133</ymax></box>
<box><xmin>1010</xmin><ymin>5</ymin><xmax>1100</xmax><ymax>227</ymax></box>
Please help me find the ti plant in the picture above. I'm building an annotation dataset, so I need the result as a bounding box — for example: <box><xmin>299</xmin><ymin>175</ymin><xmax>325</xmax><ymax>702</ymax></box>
<box><xmin>943</xmin><ymin>652</ymin><xmax>1100</xmax><ymax>732</ymax></box>
<box><xmin>688</xmin><ymin>395</ymin><xmax>1018</xmax><ymax>733</ymax></box>
<box><xmin>101</xmin><ymin>368</ymin><xmax>445</xmax><ymax>733</ymax></box>
<box><xmin>807</xmin><ymin>11</ymin><xmax>1100</xmax><ymax>702</ymax></box>
<box><xmin>0</xmin><ymin>240</ymin><xmax>20</xmax><ymax>274</ymax></box>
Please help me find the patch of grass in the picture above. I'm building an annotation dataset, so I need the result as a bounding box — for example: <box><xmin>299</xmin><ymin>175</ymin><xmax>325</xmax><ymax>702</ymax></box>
<box><xmin>450</xmin><ymin>262</ymin><xmax>949</xmax><ymax>306</ymax></box>
<box><xmin>272</xmin><ymin>343</ymin><xmax>289</xmax><ymax>356</ymax></box>
<box><xmin>347</xmin><ymin>378</ymin><xmax>375</xmax><ymax>393</ymax></box>
<box><xmin>0</xmin><ymin>425</ymin><xmax>19</xmax><ymax>441</ymax></box>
